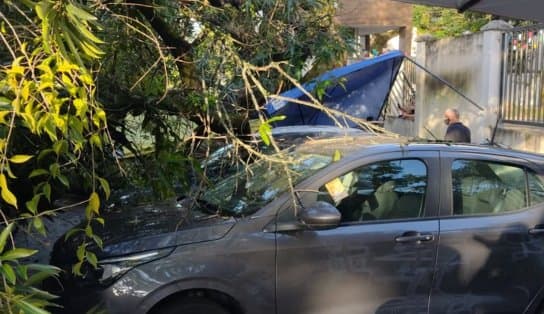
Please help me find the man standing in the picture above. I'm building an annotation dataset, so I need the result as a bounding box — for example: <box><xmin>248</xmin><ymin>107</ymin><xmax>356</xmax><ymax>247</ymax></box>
<box><xmin>444</xmin><ymin>108</ymin><xmax>471</xmax><ymax>143</ymax></box>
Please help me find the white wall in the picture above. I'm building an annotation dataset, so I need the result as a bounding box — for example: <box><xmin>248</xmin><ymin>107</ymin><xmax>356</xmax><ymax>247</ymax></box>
<box><xmin>414</xmin><ymin>31</ymin><xmax>503</xmax><ymax>144</ymax></box>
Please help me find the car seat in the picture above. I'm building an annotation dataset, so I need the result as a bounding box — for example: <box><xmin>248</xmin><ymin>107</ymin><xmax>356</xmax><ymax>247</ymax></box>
<box><xmin>460</xmin><ymin>177</ymin><xmax>501</xmax><ymax>215</ymax></box>
<box><xmin>494</xmin><ymin>188</ymin><xmax>526</xmax><ymax>213</ymax></box>
<box><xmin>387</xmin><ymin>193</ymin><xmax>424</xmax><ymax>219</ymax></box>
<box><xmin>370</xmin><ymin>181</ymin><xmax>398</xmax><ymax>219</ymax></box>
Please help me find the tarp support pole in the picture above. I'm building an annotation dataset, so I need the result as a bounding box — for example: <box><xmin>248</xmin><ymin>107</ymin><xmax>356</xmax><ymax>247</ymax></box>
<box><xmin>378</xmin><ymin>57</ymin><xmax>404</xmax><ymax>120</ymax></box>
<box><xmin>403</xmin><ymin>55</ymin><xmax>485</xmax><ymax>111</ymax></box>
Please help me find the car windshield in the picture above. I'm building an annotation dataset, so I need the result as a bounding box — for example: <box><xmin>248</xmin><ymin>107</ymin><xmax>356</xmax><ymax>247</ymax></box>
<box><xmin>200</xmin><ymin>152</ymin><xmax>332</xmax><ymax>217</ymax></box>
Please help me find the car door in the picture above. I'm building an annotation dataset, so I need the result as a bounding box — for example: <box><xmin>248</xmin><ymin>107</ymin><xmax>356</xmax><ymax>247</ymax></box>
<box><xmin>275</xmin><ymin>151</ymin><xmax>440</xmax><ymax>314</ymax></box>
<box><xmin>431</xmin><ymin>151</ymin><xmax>544</xmax><ymax>313</ymax></box>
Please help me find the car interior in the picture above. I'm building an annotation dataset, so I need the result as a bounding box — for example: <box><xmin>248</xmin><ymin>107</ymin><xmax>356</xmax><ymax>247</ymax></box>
<box><xmin>453</xmin><ymin>161</ymin><xmax>528</xmax><ymax>215</ymax></box>
<box><xmin>318</xmin><ymin>164</ymin><xmax>426</xmax><ymax>223</ymax></box>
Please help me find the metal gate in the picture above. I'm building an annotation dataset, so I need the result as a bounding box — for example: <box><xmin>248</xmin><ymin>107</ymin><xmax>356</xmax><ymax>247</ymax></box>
<box><xmin>501</xmin><ymin>24</ymin><xmax>544</xmax><ymax>125</ymax></box>
<box><xmin>385</xmin><ymin>59</ymin><xmax>416</xmax><ymax>118</ymax></box>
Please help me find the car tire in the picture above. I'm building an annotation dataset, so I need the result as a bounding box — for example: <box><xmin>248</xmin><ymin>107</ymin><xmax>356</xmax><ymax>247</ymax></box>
<box><xmin>153</xmin><ymin>296</ymin><xmax>230</xmax><ymax>314</ymax></box>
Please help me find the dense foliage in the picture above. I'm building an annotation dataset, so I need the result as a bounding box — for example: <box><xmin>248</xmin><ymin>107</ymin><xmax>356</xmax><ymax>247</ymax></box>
<box><xmin>413</xmin><ymin>5</ymin><xmax>491</xmax><ymax>38</ymax></box>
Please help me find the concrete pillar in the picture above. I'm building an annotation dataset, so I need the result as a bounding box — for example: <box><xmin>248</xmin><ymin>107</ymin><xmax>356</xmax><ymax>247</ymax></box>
<box><xmin>414</xmin><ymin>35</ymin><xmax>433</xmax><ymax>139</ymax></box>
<box><xmin>399</xmin><ymin>26</ymin><xmax>413</xmax><ymax>55</ymax></box>
<box><xmin>475</xmin><ymin>21</ymin><xmax>513</xmax><ymax>143</ymax></box>
<box><xmin>475</xmin><ymin>29</ymin><xmax>504</xmax><ymax>144</ymax></box>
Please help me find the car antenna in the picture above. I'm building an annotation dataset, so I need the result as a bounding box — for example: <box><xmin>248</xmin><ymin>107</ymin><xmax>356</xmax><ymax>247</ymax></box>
<box><xmin>489</xmin><ymin>110</ymin><xmax>501</xmax><ymax>146</ymax></box>
<box><xmin>423</xmin><ymin>126</ymin><xmax>438</xmax><ymax>141</ymax></box>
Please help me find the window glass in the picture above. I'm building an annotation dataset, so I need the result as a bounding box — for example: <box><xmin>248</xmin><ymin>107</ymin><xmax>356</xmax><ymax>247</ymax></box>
<box><xmin>201</xmin><ymin>152</ymin><xmax>331</xmax><ymax>217</ymax></box>
<box><xmin>528</xmin><ymin>172</ymin><xmax>544</xmax><ymax>205</ymax></box>
<box><xmin>452</xmin><ymin>160</ymin><xmax>527</xmax><ymax>215</ymax></box>
<box><xmin>316</xmin><ymin>159</ymin><xmax>427</xmax><ymax>223</ymax></box>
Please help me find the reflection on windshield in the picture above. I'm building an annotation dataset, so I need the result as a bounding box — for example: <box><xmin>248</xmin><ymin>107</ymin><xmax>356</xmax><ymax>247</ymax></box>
<box><xmin>201</xmin><ymin>153</ymin><xmax>332</xmax><ymax>216</ymax></box>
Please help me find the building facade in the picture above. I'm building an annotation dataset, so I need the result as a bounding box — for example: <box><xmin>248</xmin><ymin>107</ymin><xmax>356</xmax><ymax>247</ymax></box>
<box><xmin>335</xmin><ymin>0</ymin><xmax>413</xmax><ymax>56</ymax></box>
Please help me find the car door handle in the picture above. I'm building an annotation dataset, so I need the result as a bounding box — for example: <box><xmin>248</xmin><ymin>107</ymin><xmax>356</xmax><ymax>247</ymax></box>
<box><xmin>395</xmin><ymin>232</ymin><xmax>434</xmax><ymax>244</ymax></box>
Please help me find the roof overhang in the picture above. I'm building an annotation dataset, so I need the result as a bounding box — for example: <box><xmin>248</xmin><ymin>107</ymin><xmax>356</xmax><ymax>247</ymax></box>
<box><xmin>393</xmin><ymin>0</ymin><xmax>544</xmax><ymax>22</ymax></box>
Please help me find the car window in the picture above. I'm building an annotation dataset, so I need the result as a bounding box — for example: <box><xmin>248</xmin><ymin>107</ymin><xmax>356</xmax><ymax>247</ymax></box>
<box><xmin>200</xmin><ymin>152</ymin><xmax>332</xmax><ymax>217</ymax></box>
<box><xmin>316</xmin><ymin>159</ymin><xmax>427</xmax><ymax>223</ymax></box>
<box><xmin>452</xmin><ymin>160</ymin><xmax>528</xmax><ymax>215</ymax></box>
<box><xmin>528</xmin><ymin>172</ymin><xmax>544</xmax><ymax>205</ymax></box>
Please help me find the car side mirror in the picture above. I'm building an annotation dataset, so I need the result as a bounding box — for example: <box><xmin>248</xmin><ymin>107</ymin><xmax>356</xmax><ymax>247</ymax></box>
<box><xmin>298</xmin><ymin>201</ymin><xmax>341</xmax><ymax>230</ymax></box>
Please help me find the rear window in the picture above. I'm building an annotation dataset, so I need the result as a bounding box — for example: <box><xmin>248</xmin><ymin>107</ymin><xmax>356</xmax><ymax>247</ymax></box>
<box><xmin>452</xmin><ymin>160</ymin><xmax>528</xmax><ymax>215</ymax></box>
<box><xmin>528</xmin><ymin>172</ymin><xmax>544</xmax><ymax>206</ymax></box>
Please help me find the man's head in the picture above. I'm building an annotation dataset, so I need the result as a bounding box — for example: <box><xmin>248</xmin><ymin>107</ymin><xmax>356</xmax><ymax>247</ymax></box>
<box><xmin>444</xmin><ymin>108</ymin><xmax>460</xmax><ymax>125</ymax></box>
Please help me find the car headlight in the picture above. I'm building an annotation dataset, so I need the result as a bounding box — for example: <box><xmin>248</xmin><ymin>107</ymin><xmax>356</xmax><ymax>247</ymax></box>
<box><xmin>98</xmin><ymin>248</ymin><xmax>174</xmax><ymax>286</ymax></box>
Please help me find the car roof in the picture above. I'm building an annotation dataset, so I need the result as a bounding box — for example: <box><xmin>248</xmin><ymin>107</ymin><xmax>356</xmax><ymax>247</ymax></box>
<box><xmin>294</xmin><ymin>136</ymin><xmax>544</xmax><ymax>170</ymax></box>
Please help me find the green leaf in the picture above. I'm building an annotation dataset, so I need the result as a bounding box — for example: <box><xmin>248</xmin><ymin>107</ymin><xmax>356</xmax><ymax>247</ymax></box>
<box><xmin>35</xmin><ymin>1</ymin><xmax>52</xmax><ymax>20</ymax></box>
<box><xmin>43</xmin><ymin>183</ymin><xmax>51</xmax><ymax>202</ymax></box>
<box><xmin>26</xmin><ymin>263</ymin><xmax>61</xmax><ymax>275</ymax></box>
<box><xmin>4</xmin><ymin>163</ymin><xmax>16</xmax><ymax>179</ymax></box>
<box><xmin>43</xmin><ymin>116</ymin><xmax>58</xmax><ymax>141</ymax></box>
<box><xmin>90</xmin><ymin>133</ymin><xmax>102</xmax><ymax>150</ymax></box>
<box><xmin>0</xmin><ymin>96</ymin><xmax>11</xmax><ymax>106</ymax></box>
<box><xmin>25</xmin><ymin>270</ymin><xmax>58</xmax><ymax>287</ymax></box>
<box><xmin>0</xmin><ymin>111</ymin><xmax>12</xmax><ymax>124</ymax></box>
<box><xmin>53</xmin><ymin>140</ymin><xmax>67</xmax><ymax>156</ymax></box>
<box><xmin>8</xmin><ymin>154</ymin><xmax>33</xmax><ymax>164</ymax></box>
<box><xmin>91</xmin><ymin>234</ymin><xmax>103</xmax><ymax>250</ymax></box>
<box><xmin>76</xmin><ymin>244</ymin><xmax>86</xmax><ymax>261</ymax></box>
<box><xmin>16</xmin><ymin>264</ymin><xmax>28</xmax><ymax>281</ymax></box>
<box><xmin>85</xmin><ymin>225</ymin><xmax>92</xmax><ymax>237</ymax></box>
<box><xmin>0</xmin><ymin>223</ymin><xmax>14</xmax><ymax>253</ymax></box>
<box><xmin>57</xmin><ymin>174</ymin><xmax>70</xmax><ymax>188</ymax></box>
<box><xmin>66</xmin><ymin>3</ymin><xmax>98</xmax><ymax>22</ymax></box>
<box><xmin>87</xmin><ymin>192</ymin><xmax>100</xmax><ymax>215</ymax></box>
<box><xmin>37</xmin><ymin>148</ymin><xmax>54</xmax><ymax>162</ymax></box>
<box><xmin>14</xmin><ymin>299</ymin><xmax>50</xmax><ymax>314</ymax></box>
<box><xmin>98</xmin><ymin>177</ymin><xmax>110</xmax><ymax>199</ymax></box>
<box><xmin>79</xmin><ymin>73</ymin><xmax>94</xmax><ymax>85</ymax></box>
<box><xmin>87</xmin><ymin>252</ymin><xmax>97</xmax><ymax>268</ymax></box>
<box><xmin>26</xmin><ymin>194</ymin><xmax>41</xmax><ymax>215</ymax></box>
<box><xmin>266</xmin><ymin>115</ymin><xmax>286</xmax><ymax>124</ymax></box>
<box><xmin>0</xmin><ymin>173</ymin><xmax>18</xmax><ymax>208</ymax></box>
<box><xmin>2</xmin><ymin>263</ymin><xmax>16</xmax><ymax>284</ymax></box>
<box><xmin>33</xmin><ymin>217</ymin><xmax>46</xmax><ymax>236</ymax></box>
<box><xmin>72</xmin><ymin>261</ymin><xmax>83</xmax><ymax>276</ymax></box>
<box><xmin>258</xmin><ymin>123</ymin><xmax>271</xmax><ymax>146</ymax></box>
<box><xmin>64</xmin><ymin>228</ymin><xmax>80</xmax><ymax>241</ymax></box>
<box><xmin>94</xmin><ymin>217</ymin><xmax>105</xmax><ymax>226</ymax></box>
<box><xmin>21</xmin><ymin>286</ymin><xmax>58</xmax><ymax>301</ymax></box>
<box><xmin>49</xmin><ymin>163</ymin><xmax>60</xmax><ymax>178</ymax></box>
<box><xmin>29</xmin><ymin>168</ymin><xmax>49</xmax><ymax>178</ymax></box>
<box><xmin>1</xmin><ymin>248</ymin><xmax>37</xmax><ymax>261</ymax></box>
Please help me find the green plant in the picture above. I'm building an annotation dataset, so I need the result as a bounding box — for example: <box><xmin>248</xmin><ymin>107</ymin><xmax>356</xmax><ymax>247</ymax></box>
<box><xmin>0</xmin><ymin>1</ymin><xmax>108</xmax><ymax>311</ymax></box>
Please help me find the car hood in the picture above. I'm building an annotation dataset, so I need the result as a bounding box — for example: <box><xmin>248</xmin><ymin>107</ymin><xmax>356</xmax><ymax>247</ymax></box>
<box><xmin>53</xmin><ymin>198</ymin><xmax>236</xmax><ymax>262</ymax></box>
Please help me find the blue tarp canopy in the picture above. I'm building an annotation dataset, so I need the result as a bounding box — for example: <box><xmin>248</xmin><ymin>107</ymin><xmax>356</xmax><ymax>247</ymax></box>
<box><xmin>265</xmin><ymin>50</ymin><xmax>404</xmax><ymax>127</ymax></box>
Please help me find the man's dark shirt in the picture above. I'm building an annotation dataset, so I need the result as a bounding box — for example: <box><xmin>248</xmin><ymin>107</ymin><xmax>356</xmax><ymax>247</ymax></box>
<box><xmin>445</xmin><ymin>122</ymin><xmax>471</xmax><ymax>143</ymax></box>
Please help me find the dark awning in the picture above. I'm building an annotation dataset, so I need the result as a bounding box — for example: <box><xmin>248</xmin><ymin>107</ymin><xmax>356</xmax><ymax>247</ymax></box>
<box><xmin>393</xmin><ymin>0</ymin><xmax>544</xmax><ymax>22</ymax></box>
<box><xmin>265</xmin><ymin>51</ymin><xmax>404</xmax><ymax>127</ymax></box>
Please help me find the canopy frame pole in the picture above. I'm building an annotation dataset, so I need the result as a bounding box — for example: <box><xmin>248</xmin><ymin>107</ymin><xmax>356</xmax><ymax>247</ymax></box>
<box><xmin>403</xmin><ymin>55</ymin><xmax>485</xmax><ymax>111</ymax></box>
<box><xmin>378</xmin><ymin>58</ymin><xmax>404</xmax><ymax>120</ymax></box>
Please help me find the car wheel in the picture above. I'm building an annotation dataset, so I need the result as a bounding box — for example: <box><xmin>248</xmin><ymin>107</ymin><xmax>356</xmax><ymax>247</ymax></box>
<box><xmin>153</xmin><ymin>297</ymin><xmax>230</xmax><ymax>314</ymax></box>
